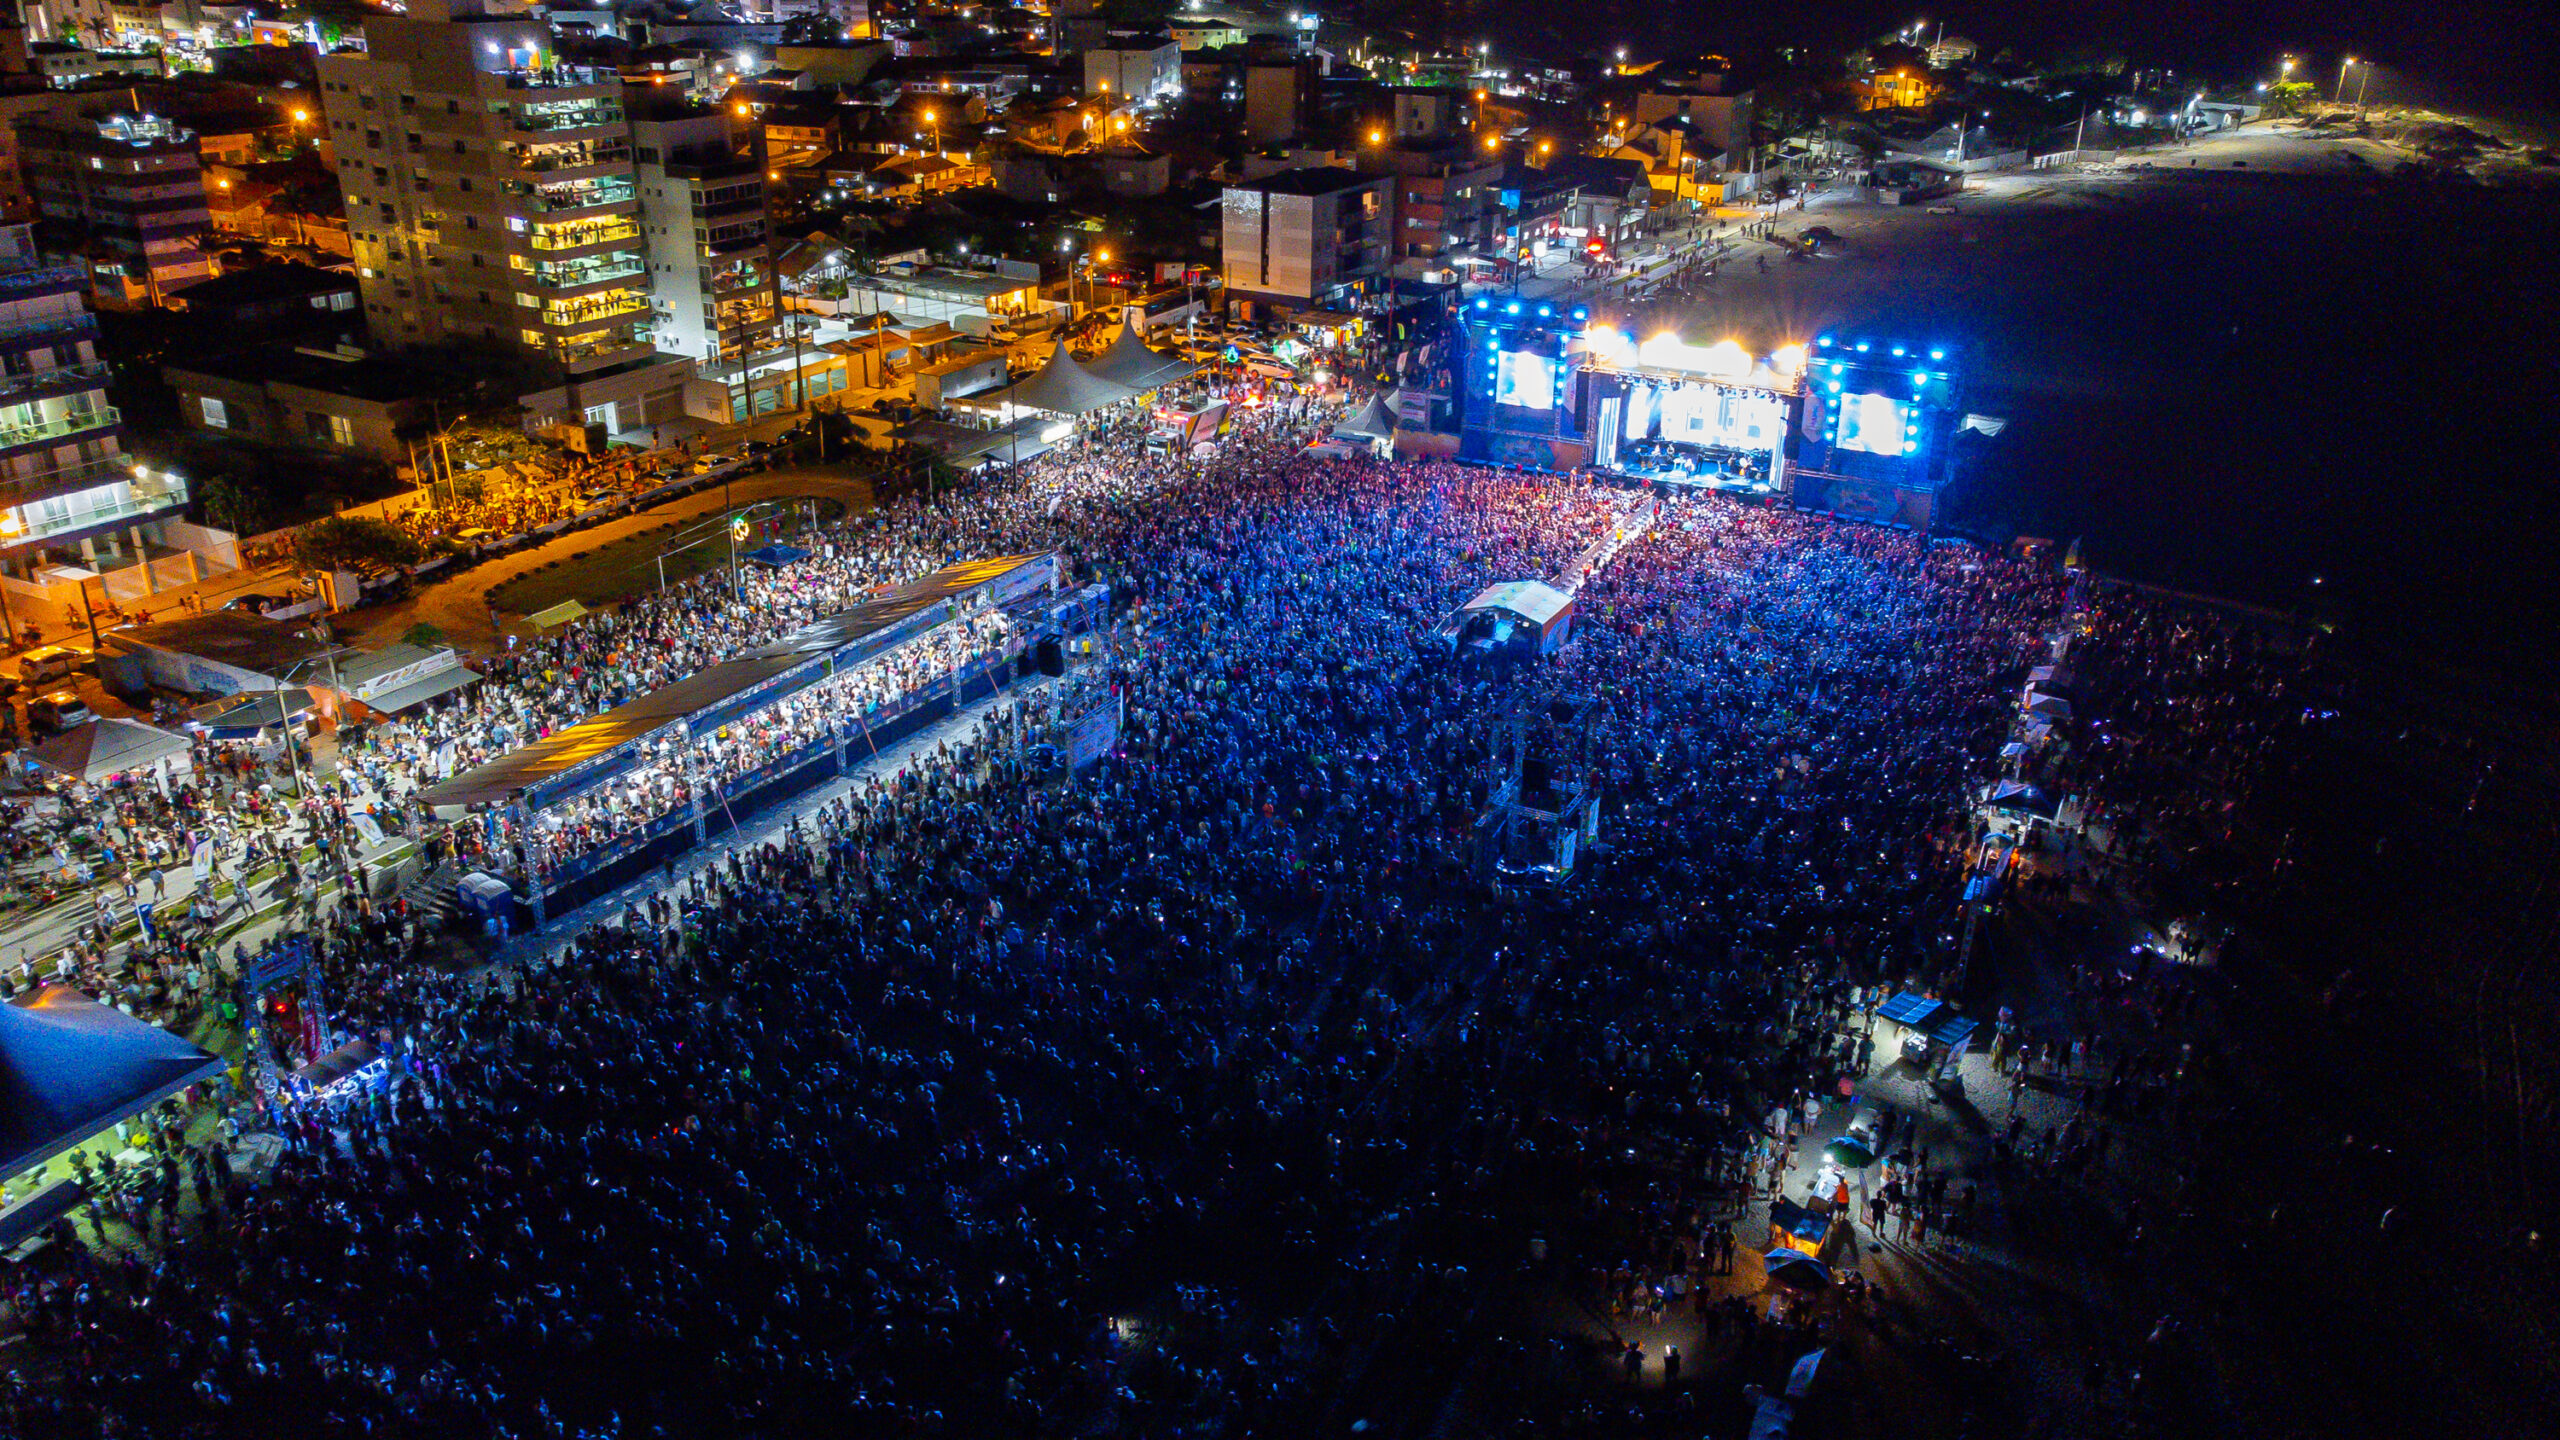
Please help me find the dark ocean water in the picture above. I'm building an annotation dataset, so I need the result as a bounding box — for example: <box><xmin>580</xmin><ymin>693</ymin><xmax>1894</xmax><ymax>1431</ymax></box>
<box><xmin>1943</xmin><ymin>172</ymin><xmax>2560</xmax><ymax>684</ymax></box>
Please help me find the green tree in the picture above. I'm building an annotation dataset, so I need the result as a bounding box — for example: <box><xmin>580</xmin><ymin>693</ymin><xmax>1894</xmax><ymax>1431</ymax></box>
<box><xmin>2264</xmin><ymin>81</ymin><xmax>2314</xmax><ymax>119</ymax></box>
<box><xmin>194</xmin><ymin>473</ymin><xmax>264</xmax><ymax>536</ymax></box>
<box><xmin>401</xmin><ymin>621</ymin><xmax>447</xmax><ymax>649</ymax></box>
<box><xmin>292</xmin><ymin>515</ymin><xmax>423</xmax><ymax>571</ymax></box>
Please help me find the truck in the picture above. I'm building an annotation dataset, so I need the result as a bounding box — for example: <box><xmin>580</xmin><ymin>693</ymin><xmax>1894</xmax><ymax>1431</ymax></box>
<box><xmin>1145</xmin><ymin>399</ymin><xmax>1229</xmax><ymax>457</ymax></box>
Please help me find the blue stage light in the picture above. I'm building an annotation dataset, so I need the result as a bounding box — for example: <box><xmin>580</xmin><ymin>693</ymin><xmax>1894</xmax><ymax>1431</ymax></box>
<box><xmin>1475</xmin><ymin>298</ymin><xmax>1488</xmax><ymax>310</ymax></box>
<box><xmin>1507</xmin><ymin>301</ymin><xmax>1520</xmax><ymax>314</ymax></box>
<box><xmin>1890</xmin><ymin>346</ymin><xmax>1906</xmax><ymax>357</ymax></box>
<box><xmin>1855</xmin><ymin>341</ymin><xmax>1870</xmax><ymax>352</ymax></box>
<box><xmin>1929</xmin><ymin>348</ymin><xmax>1945</xmax><ymax>360</ymax></box>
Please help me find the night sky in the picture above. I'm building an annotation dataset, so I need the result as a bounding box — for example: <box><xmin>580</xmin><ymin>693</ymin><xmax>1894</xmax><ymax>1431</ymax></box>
<box><xmin>1429</xmin><ymin>0</ymin><xmax>2557</xmax><ymax>119</ymax></box>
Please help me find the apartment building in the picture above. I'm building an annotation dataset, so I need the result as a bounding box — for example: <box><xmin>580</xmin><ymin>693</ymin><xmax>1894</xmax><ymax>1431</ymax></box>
<box><xmin>316</xmin><ymin>0</ymin><xmax>698</xmax><ymax>439</ymax></box>
<box><xmin>13</xmin><ymin>110</ymin><xmax>213</xmax><ymax>306</ymax></box>
<box><xmin>1219</xmin><ymin>166</ymin><xmax>1395</xmax><ymax>319</ymax></box>
<box><xmin>628</xmin><ymin>92</ymin><xmax>801</xmax><ymax>421</ymax></box>
<box><xmin>0</xmin><ymin>220</ymin><xmax>202</xmax><ymax>615</ymax></box>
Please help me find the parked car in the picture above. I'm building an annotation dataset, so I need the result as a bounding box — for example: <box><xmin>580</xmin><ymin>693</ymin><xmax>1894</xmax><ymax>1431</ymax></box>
<box><xmin>13</xmin><ymin>645</ymin><xmax>80</xmax><ymax>687</ymax></box>
<box><xmin>27</xmin><ymin>690</ymin><xmax>96</xmax><ymax>735</ymax></box>
<box><xmin>223</xmin><ymin>592</ymin><xmax>286</xmax><ymax>614</ymax></box>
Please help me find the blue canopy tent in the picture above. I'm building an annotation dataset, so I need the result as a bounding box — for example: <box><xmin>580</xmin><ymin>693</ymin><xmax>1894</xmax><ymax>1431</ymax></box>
<box><xmin>742</xmin><ymin>543</ymin><xmax>812</xmax><ymax>569</ymax></box>
<box><xmin>1985</xmin><ymin>779</ymin><xmax>2061</xmax><ymax>823</ymax></box>
<box><xmin>1</xmin><ymin>985</ymin><xmax>225</xmax><ymax>1178</ymax></box>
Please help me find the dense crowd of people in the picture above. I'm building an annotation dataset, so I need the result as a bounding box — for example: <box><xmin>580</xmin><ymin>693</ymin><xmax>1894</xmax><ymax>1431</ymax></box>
<box><xmin>0</xmin><ymin>382</ymin><xmax>2301</xmax><ymax>1439</ymax></box>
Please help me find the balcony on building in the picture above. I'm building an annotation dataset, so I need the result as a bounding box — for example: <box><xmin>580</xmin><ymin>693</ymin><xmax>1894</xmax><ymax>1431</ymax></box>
<box><xmin>522</xmin><ymin>215</ymin><xmax>644</xmax><ymax>255</ymax></box>
<box><xmin>707</xmin><ymin>261</ymin><xmax>768</xmax><ymax>298</ymax></box>
<box><xmin>524</xmin><ymin>251</ymin><xmax>648</xmax><ymax>296</ymax></box>
<box><xmin>511</xmin><ymin>138</ymin><xmax>635</xmax><ymax>179</ymax></box>
<box><xmin>553</xmin><ymin>322</ymin><xmax>656</xmax><ymax>372</ymax></box>
<box><xmin>1</xmin><ymin>463</ymin><xmax>188</xmax><ymax>552</ymax></box>
<box><xmin>518</xmin><ymin>178</ymin><xmax>639</xmax><ymax>214</ymax></box>
<box><xmin>537</xmin><ymin>288</ymin><xmax>650</xmax><ymax>334</ymax></box>
<box><xmin>492</xmin><ymin>64</ymin><xmax>622</xmax><ymax>95</ymax></box>
<box><xmin>0</xmin><ymin>359</ymin><xmax>113</xmax><ymax>407</ymax></box>
<box><xmin>0</xmin><ymin>314</ymin><xmax>99</xmax><ymax>354</ymax></box>
<box><xmin>508</xmin><ymin>99</ymin><xmax>628</xmax><ymax>138</ymax></box>
<box><xmin>0</xmin><ymin>259</ymin><xmax>90</xmax><ymax>305</ymax></box>
<box><xmin>0</xmin><ymin>399</ymin><xmax>122</xmax><ymax>456</ymax></box>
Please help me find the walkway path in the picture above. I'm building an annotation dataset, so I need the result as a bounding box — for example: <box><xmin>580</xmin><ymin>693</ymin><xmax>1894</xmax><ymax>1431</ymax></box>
<box><xmin>337</xmin><ymin>463</ymin><xmax>882</xmax><ymax>654</ymax></box>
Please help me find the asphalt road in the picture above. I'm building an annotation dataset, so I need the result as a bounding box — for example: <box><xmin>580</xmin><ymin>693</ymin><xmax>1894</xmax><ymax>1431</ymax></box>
<box><xmin>335</xmin><ymin>463</ymin><xmax>883</xmax><ymax>654</ymax></box>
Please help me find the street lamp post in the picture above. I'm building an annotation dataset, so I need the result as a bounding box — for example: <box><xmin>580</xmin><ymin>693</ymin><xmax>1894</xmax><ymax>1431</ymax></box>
<box><xmin>2335</xmin><ymin>56</ymin><xmax>2354</xmax><ymax>104</ymax></box>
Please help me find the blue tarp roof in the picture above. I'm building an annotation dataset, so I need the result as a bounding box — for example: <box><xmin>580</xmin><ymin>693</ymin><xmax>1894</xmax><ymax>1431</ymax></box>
<box><xmin>742</xmin><ymin>543</ymin><xmax>812</xmax><ymax>568</ymax></box>
<box><xmin>1875</xmin><ymin>993</ymin><xmax>1943</xmax><ymax>1028</ymax></box>
<box><xmin>1</xmin><ymin>985</ymin><xmax>225</xmax><ymax>1177</ymax></box>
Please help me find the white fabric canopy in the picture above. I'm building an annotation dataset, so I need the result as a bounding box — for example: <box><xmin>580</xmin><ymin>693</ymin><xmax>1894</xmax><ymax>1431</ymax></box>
<box><xmin>988</xmin><ymin>342</ymin><xmax>1140</xmax><ymax>416</ymax></box>
<box><xmin>28</xmin><ymin>719</ymin><xmax>192</xmax><ymax>783</ymax></box>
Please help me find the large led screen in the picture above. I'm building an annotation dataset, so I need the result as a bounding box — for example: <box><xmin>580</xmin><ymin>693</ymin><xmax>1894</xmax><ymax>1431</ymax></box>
<box><xmin>1495</xmin><ymin>351</ymin><xmax>1557</xmax><ymax>411</ymax></box>
<box><xmin>1837</xmin><ymin>392</ymin><xmax>1911</xmax><ymax>455</ymax></box>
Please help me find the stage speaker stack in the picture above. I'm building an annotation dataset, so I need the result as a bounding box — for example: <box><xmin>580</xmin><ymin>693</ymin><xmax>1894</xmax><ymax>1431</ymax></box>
<box><xmin>1036</xmin><ymin>636</ymin><xmax>1066</xmax><ymax>676</ymax></box>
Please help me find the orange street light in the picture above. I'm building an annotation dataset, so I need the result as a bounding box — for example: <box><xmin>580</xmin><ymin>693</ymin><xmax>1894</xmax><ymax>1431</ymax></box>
<box><xmin>1368</xmin><ymin>128</ymin><xmax>1383</xmax><ymax>144</ymax></box>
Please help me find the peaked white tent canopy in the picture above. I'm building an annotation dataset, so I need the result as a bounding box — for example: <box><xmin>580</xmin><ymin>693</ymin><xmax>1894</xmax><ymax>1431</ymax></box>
<box><xmin>1087</xmin><ymin>316</ymin><xmax>1198</xmax><ymax>391</ymax></box>
<box><xmin>988</xmin><ymin>341</ymin><xmax>1140</xmax><ymax>416</ymax></box>
<box><xmin>2</xmin><ymin>985</ymin><xmax>225</xmax><ymax>1176</ymax></box>
<box><xmin>1332</xmin><ymin>392</ymin><xmax>1398</xmax><ymax>443</ymax></box>
<box><xmin>27</xmin><ymin>718</ymin><xmax>192</xmax><ymax>783</ymax></box>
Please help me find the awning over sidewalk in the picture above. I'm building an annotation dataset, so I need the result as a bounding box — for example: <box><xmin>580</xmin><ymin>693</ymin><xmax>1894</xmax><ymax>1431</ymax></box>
<box><xmin>187</xmin><ymin>688</ymin><xmax>319</xmax><ymax>739</ymax></box>
<box><xmin>355</xmin><ymin>664</ymin><xmax>482</xmax><ymax>716</ymax></box>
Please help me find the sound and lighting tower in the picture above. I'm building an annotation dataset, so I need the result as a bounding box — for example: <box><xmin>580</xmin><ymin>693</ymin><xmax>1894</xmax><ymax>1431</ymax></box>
<box><xmin>1471</xmin><ymin>684</ymin><xmax>1603</xmax><ymax>889</ymax></box>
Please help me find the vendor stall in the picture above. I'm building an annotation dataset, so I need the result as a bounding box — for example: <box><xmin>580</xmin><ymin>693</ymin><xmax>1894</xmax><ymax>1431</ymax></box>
<box><xmin>1767</xmin><ymin>1198</ymin><xmax>1832</xmax><ymax>1256</ymax></box>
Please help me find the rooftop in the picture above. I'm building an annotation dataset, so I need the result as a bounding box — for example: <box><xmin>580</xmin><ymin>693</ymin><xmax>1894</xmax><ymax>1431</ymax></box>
<box><xmin>103</xmin><ymin>614</ymin><xmax>337</xmax><ymax>673</ymax></box>
<box><xmin>1228</xmin><ymin>166</ymin><xmax>1379</xmax><ymax>197</ymax></box>
<box><xmin>164</xmin><ymin>346</ymin><xmax>424</xmax><ymax>405</ymax></box>
<box><xmin>163</xmin><ymin>264</ymin><xmax>356</xmax><ymax>311</ymax></box>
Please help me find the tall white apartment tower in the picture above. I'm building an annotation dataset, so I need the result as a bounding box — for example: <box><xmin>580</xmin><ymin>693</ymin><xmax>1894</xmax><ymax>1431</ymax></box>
<box><xmin>317</xmin><ymin>0</ymin><xmax>699</xmax><ymax>438</ymax></box>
